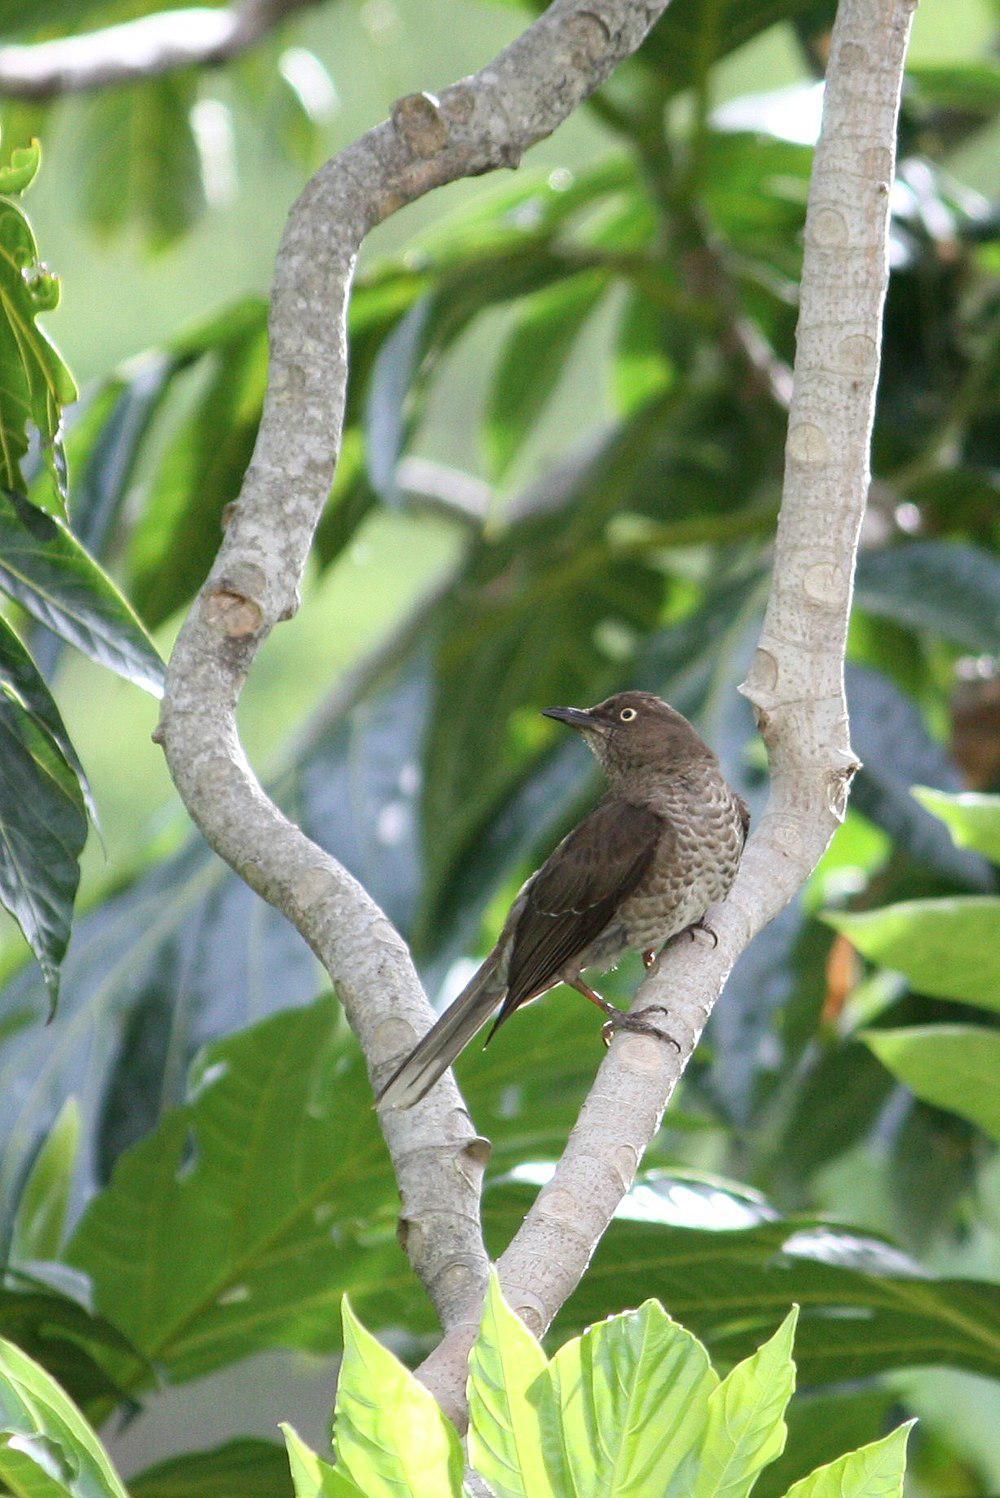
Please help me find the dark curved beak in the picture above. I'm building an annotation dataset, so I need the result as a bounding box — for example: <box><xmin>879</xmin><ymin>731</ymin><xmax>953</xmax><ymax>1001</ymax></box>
<box><xmin>542</xmin><ymin>705</ymin><xmax>598</xmax><ymax>731</ymax></box>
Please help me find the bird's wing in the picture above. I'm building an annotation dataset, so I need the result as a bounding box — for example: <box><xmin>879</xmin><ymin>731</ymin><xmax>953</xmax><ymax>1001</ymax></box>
<box><xmin>487</xmin><ymin>796</ymin><xmax>665</xmax><ymax>1039</ymax></box>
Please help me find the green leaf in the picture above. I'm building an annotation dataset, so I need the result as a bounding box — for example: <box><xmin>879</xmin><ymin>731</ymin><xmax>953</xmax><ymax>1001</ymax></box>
<box><xmin>781</xmin><ymin>1422</ymin><xmax>913</xmax><ymax>1498</ymax></box>
<box><xmin>0</xmin><ymin>152</ymin><xmax>77</xmax><ymax>516</ymax></box>
<box><xmin>912</xmin><ymin>787</ymin><xmax>1000</xmax><ymax>866</ymax></box>
<box><xmin>854</xmin><ymin>542</ymin><xmax>1000</xmax><ymax>653</ymax></box>
<box><xmin>543</xmin><ymin>1299</ymin><xmax>719</xmax><ymax>1495</ymax></box>
<box><xmin>282</xmin><ymin>1426</ymin><xmax>363</xmax><ymax>1498</ymax></box>
<box><xmin>128</xmin><ymin>313</ymin><xmax>268</xmax><ymax>627</ymax></box>
<box><xmin>824</xmin><ymin>898</ymin><xmax>1000</xmax><ymax>1011</ymax></box>
<box><xmin>0</xmin><ymin>1280</ymin><xmax>148</xmax><ymax>1411</ymax></box>
<box><xmin>862</xmin><ymin>1025</ymin><xmax>1000</xmax><ymax>1141</ymax></box>
<box><xmin>0</xmin><ymin>676</ymin><xmax>87</xmax><ymax>1007</ymax></box>
<box><xmin>66</xmin><ymin>998</ymin><xmax>402</xmax><ymax>1381</ymax></box>
<box><xmin>467</xmin><ymin>1271</ymin><xmax>551</xmax><ymax>1498</ymax></box>
<box><xmin>333</xmin><ymin>1299</ymin><xmax>464</xmax><ymax>1497</ymax></box>
<box><xmin>484</xmin><ymin>1175</ymin><xmax>1000</xmax><ymax>1383</ymax></box>
<box><xmin>131</xmin><ymin>1439</ymin><xmax>295</xmax><ymax>1498</ymax></box>
<box><xmin>0</xmin><ymin>141</ymin><xmax>40</xmax><ymax>196</ymax></box>
<box><xmin>0</xmin><ymin>615</ymin><xmax>95</xmax><ymax>821</ymax></box>
<box><xmin>0</xmin><ymin>491</ymin><xmax>164</xmax><ymax>696</ymax></box>
<box><xmin>76</xmin><ymin>76</ymin><xmax>208</xmax><ymax>250</ymax></box>
<box><xmin>484</xmin><ymin>271</ymin><xmax>607</xmax><ymax>479</ymax></box>
<box><xmin>691</xmin><ymin>1307</ymin><xmax>797</xmax><ymax>1498</ymax></box>
<box><xmin>0</xmin><ymin>1335</ymin><xmax>129</xmax><ymax>1498</ymax></box>
<box><xmin>8</xmin><ymin>1098</ymin><xmax>79</xmax><ymax>1263</ymax></box>
<box><xmin>753</xmin><ymin>1390</ymin><xmax>896</xmax><ymax>1498</ymax></box>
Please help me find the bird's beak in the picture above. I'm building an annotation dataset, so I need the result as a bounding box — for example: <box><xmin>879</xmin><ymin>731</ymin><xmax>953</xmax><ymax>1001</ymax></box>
<box><xmin>542</xmin><ymin>705</ymin><xmax>600</xmax><ymax>732</ymax></box>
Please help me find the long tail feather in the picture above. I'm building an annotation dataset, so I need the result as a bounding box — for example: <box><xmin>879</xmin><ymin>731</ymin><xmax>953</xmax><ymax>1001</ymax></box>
<box><xmin>376</xmin><ymin>959</ymin><xmax>506</xmax><ymax>1110</ymax></box>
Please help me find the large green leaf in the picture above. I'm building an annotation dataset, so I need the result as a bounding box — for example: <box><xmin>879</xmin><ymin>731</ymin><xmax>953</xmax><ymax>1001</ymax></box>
<box><xmin>467</xmin><ymin>1272</ymin><xmax>551</xmax><ymax>1498</ymax></box>
<box><xmin>0</xmin><ymin>143</ymin><xmax>77</xmax><ymax>518</ymax></box>
<box><xmin>854</xmin><ymin>542</ymin><xmax>1000</xmax><ymax>653</ymax></box>
<box><xmin>825</xmin><ymin>898</ymin><xmax>1000</xmax><ymax>1011</ymax></box>
<box><xmin>66</xmin><ymin>998</ymin><xmax>403</xmax><ymax>1382</ymax></box>
<box><xmin>332</xmin><ymin>1300</ymin><xmax>464</xmax><ymax>1497</ymax></box>
<box><xmin>0</xmin><ymin>1278</ymin><xmax>148</xmax><ymax>1411</ymax></box>
<box><xmin>753</xmin><ymin>1390</ymin><xmax>896</xmax><ymax>1498</ymax></box>
<box><xmin>863</xmin><ymin>1025</ymin><xmax>1000</xmax><ymax>1141</ymax></box>
<box><xmin>75</xmin><ymin>76</ymin><xmax>207</xmax><ymax>250</ymax></box>
<box><xmin>0</xmin><ymin>615</ymin><xmax>94</xmax><ymax>821</ymax></box>
<box><xmin>782</xmin><ymin>1424</ymin><xmax>912</xmax><ymax>1498</ymax></box>
<box><xmin>912</xmin><ymin>787</ymin><xmax>1000</xmax><ymax>866</ymax></box>
<box><xmin>7</xmin><ymin>1098</ymin><xmax>78</xmax><ymax>1264</ymax></box>
<box><xmin>0</xmin><ymin>1335</ymin><xmax>129</xmax><ymax>1498</ymax></box>
<box><xmin>483</xmin><ymin>270</ymin><xmax>609</xmax><ymax>479</ymax></box>
<box><xmin>281</xmin><ymin>1426</ymin><xmax>364</xmax><ymax>1498</ymax></box>
<box><xmin>128</xmin><ymin>314</ymin><xmax>269</xmax><ymax>627</ymax></box>
<box><xmin>0</xmin><ymin>492</ymin><xmax>164</xmax><ymax>696</ymax></box>
<box><xmin>484</xmin><ymin>1175</ymin><xmax>1000</xmax><ymax>1383</ymax></box>
<box><xmin>0</xmin><ymin>673</ymin><xmax>87</xmax><ymax>1006</ymax></box>
<box><xmin>130</xmin><ymin>1439</ymin><xmax>295</xmax><ymax>1498</ymax></box>
<box><xmin>543</xmin><ymin>1299</ymin><xmax>720</xmax><ymax>1495</ymax></box>
<box><xmin>690</xmin><ymin>1310</ymin><xmax>797</xmax><ymax>1498</ymax></box>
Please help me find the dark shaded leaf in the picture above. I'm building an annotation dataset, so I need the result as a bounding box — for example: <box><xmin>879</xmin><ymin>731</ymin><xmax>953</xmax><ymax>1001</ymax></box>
<box><xmin>0</xmin><ymin>1275</ymin><xmax>147</xmax><ymax>1410</ymax></box>
<box><xmin>484</xmin><ymin>1173</ymin><xmax>1000</xmax><ymax>1382</ymax></box>
<box><xmin>0</xmin><ymin>665</ymin><xmax>87</xmax><ymax>1006</ymax></box>
<box><xmin>846</xmin><ymin>664</ymin><xmax>993</xmax><ymax>889</ymax></box>
<box><xmin>130</xmin><ymin>1439</ymin><xmax>294</xmax><ymax>1498</ymax></box>
<box><xmin>0</xmin><ymin>615</ymin><xmax>95</xmax><ymax>821</ymax></box>
<box><xmin>128</xmin><ymin>315</ymin><xmax>269</xmax><ymax>627</ymax></box>
<box><xmin>855</xmin><ymin>542</ymin><xmax>1000</xmax><ymax>653</ymax></box>
<box><xmin>0</xmin><ymin>491</ymin><xmax>164</xmax><ymax>697</ymax></box>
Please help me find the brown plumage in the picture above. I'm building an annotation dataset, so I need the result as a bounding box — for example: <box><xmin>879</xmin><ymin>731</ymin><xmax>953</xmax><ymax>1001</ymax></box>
<box><xmin>377</xmin><ymin>691</ymin><xmax>749</xmax><ymax>1110</ymax></box>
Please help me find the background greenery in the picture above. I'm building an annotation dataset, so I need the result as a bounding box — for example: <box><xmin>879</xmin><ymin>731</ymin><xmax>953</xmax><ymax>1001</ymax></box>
<box><xmin>0</xmin><ymin>0</ymin><xmax>997</xmax><ymax>1492</ymax></box>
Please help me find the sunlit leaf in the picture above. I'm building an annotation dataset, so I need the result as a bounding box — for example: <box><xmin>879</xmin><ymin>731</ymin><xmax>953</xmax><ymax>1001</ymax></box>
<box><xmin>781</xmin><ymin>1423</ymin><xmax>913</xmax><ymax>1498</ymax></box>
<box><xmin>467</xmin><ymin>1272</ymin><xmax>551</xmax><ymax>1498</ymax></box>
<box><xmin>825</xmin><ymin>898</ymin><xmax>1000</xmax><ymax>1011</ymax></box>
<box><xmin>0</xmin><ymin>1335</ymin><xmax>129</xmax><ymax>1498</ymax></box>
<box><xmin>912</xmin><ymin>787</ymin><xmax>1000</xmax><ymax>866</ymax></box>
<box><xmin>862</xmin><ymin>1025</ymin><xmax>1000</xmax><ymax>1141</ymax></box>
<box><xmin>333</xmin><ymin>1300</ymin><xmax>463</xmax><ymax>1497</ymax></box>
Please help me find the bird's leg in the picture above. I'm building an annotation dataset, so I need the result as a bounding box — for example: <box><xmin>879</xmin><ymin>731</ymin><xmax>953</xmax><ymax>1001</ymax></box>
<box><xmin>642</xmin><ymin>948</ymin><xmax>659</xmax><ymax>970</ymax></box>
<box><xmin>567</xmin><ymin>978</ymin><xmax>680</xmax><ymax>1053</ymax></box>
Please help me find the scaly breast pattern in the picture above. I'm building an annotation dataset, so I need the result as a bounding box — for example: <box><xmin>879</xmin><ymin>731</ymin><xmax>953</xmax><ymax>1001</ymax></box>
<box><xmin>612</xmin><ymin>769</ymin><xmax>746</xmax><ymax>952</ymax></box>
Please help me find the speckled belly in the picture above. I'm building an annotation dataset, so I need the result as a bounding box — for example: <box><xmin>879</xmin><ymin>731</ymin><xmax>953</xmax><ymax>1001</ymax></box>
<box><xmin>581</xmin><ymin>787</ymin><xmax>745</xmax><ymax>969</ymax></box>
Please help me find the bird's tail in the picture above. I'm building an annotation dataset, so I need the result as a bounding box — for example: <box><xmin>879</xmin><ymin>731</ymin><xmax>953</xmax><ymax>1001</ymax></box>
<box><xmin>376</xmin><ymin>958</ymin><xmax>506</xmax><ymax>1111</ymax></box>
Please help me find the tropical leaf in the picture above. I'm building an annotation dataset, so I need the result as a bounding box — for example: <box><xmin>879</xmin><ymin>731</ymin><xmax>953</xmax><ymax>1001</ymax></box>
<box><xmin>130</xmin><ymin>1439</ymin><xmax>295</xmax><ymax>1498</ymax></box>
<box><xmin>0</xmin><ymin>1335</ymin><xmax>129</xmax><ymax>1498</ymax></box>
<box><xmin>826</xmin><ymin>898</ymin><xmax>1000</xmax><ymax>1011</ymax></box>
<box><xmin>0</xmin><ymin>144</ymin><xmax>77</xmax><ymax>517</ymax></box>
<box><xmin>484</xmin><ymin>1174</ymin><xmax>1000</xmax><ymax>1383</ymax></box>
<box><xmin>467</xmin><ymin>1273</ymin><xmax>551</xmax><ymax>1498</ymax></box>
<box><xmin>0</xmin><ymin>492</ymin><xmax>164</xmax><ymax>696</ymax></box>
<box><xmin>862</xmin><ymin>1025</ymin><xmax>1000</xmax><ymax>1141</ymax></box>
<box><xmin>66</xmin><ymin>998</ymin><xmax>405</xmax><ymax>1383</ymax></box>
<box><xmin>912</xmin><ymin>787</ymin><xmax>1000</xmax><ymax>866</ymax></box>
<box><xmin>332</xmin><ymin>1301</ymin><xmax>464</xmax><ymax>1497</ymax></box>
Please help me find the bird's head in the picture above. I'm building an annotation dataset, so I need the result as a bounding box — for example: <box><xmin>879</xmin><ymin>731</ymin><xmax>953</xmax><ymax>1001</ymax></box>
<box><xmin>542</xmin><ymin>691</ymin><xmax>714</xmax><ymax>783</ymax></box>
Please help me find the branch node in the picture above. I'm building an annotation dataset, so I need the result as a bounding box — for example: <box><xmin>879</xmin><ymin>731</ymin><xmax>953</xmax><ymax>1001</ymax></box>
<box><xmin>204</xmin><ymin>586</ymin><xmax>265</xmax><ymax>638</ymax></box>
<box><xmin>392</xmin><ymin>91</ymin><xmax>449</xmax><ymax>157</ymax></box>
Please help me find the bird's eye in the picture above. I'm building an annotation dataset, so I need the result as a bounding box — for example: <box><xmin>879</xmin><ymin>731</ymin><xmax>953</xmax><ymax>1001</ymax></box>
<box><xmin>619</xmin><ymin>707</ymin><xmax>637</xmax><ymax>722</ymax></box>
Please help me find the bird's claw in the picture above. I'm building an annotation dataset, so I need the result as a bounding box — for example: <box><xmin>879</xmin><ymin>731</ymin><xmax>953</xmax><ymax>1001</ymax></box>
<box><xmin>686</xmin><ymin>916</ymin><xmax>718</xmax><ymax>948</ymax></box>
<box><xmin>601</xmin><ymin>1005</ymin><xmax>681</xmax><ymax>1052</ymax></box>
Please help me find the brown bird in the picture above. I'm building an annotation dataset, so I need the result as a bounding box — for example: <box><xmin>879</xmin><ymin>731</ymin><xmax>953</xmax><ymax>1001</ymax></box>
<box><xmin>377</xmin><ymin>691</ymin><xmax>749</xmax><ymax>1110</ymax></box>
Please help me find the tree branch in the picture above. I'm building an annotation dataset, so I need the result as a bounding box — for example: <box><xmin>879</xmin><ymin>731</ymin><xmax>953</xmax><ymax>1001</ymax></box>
<box><xmin>157</xmin><ymin>0</ymin><xmax>675</xmax><ymax>1427</ymax></box>
<box><xmin>0</xmin><ymin>0</ymin><xmax>317</xmax><ymax>101</ymax></box>
<box><xmin>418</xmin><ymin>0</ymin><xmax>916</xmax><ymax>1406</ymax></box>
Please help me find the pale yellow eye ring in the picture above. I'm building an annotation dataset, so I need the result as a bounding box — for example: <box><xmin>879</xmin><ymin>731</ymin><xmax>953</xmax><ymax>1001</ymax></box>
<box><xmin>619</xmin><ymin>707</ymin><xmax>637</xmax><ymax>722</ymax></box>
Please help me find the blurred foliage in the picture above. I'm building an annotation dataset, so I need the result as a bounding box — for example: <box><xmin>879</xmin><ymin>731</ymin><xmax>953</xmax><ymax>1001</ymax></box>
<box><xmin>0</xmin><ymin>0</ymin><xmax>997</xmax><ymax>1490</ymax></box>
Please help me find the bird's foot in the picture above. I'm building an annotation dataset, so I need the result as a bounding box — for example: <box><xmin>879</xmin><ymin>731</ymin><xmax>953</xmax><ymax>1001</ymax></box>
<box><xmin>601</xmin><ymin>1005</ymin><xmax>681</xmax><ymax>1051</ymax></box>
<box><xmin>685</xmin><ymin>915</ymin><xmax>718</xmax><ymax>948</ymax></box>
<box><xmin>642</xmin><ymin>948</ymin><xmax>659</xmax><ymax>970</ymax></box>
